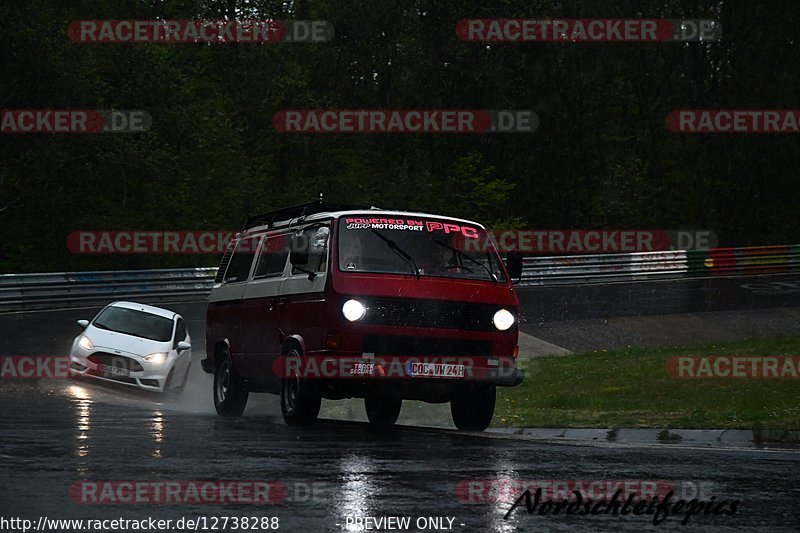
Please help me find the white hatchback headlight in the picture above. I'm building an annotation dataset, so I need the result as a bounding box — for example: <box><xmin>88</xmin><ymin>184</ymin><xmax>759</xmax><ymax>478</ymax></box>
<box><xmin>78</xmin><ymin>335</ymin><xmax>94</xmax><ymax>350</ymax></box>
<box><xmin>342</xmin><ymin>299</ymin><xmax>367</xmax><ymax>322</ymax></box>
<box><xmin>144</xmin><ymin>352</ymin><xmax>167</xmax><ymax>364</ymax></box>
<box><xmin>493</xmin><ymin>309</ymin><xmax>515</xmax><ymax>331</ymax></box>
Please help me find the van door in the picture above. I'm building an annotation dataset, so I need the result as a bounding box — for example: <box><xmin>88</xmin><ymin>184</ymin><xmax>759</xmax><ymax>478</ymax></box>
<box><xmin>239</xmin><ymin>233</ymin><xmax>290</xmax><ymax>389</ymax></box>
<box><xmin>207</xmin><ymin>235</ymin><xmax>260</xmax><ymax>372</ymax></box>
<box><xmin>278</xmin><ymin>224</ymin><xmax>331</xmax><ymax>354</ymax></box>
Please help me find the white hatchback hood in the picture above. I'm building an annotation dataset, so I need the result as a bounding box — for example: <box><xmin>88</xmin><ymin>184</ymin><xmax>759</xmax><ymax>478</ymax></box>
<box><xmin>85</xmin><ymin>326</ymin><xmax>171</xmax><ymax>357</ymax></box>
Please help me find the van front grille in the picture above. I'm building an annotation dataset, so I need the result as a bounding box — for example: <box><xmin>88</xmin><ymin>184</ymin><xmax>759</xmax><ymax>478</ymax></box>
<box><xmin>353</xmin><ymin>296</ymin><xmax>510</xmax><ymax>332</ymax></box>
<box><xmin>362</xmin><ymin>335</ymin><xmax>492</xmax><ymax>357</ymax></box>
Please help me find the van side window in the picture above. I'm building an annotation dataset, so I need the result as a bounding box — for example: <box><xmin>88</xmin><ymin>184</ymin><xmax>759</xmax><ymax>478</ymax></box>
<box><xmin>292</xmin><ymin>225</ymin><xmax>330</xmax><ymax>275</ymax></box>
<box><xmin>214</xmin><ymin>241</ymin><xmax>236</xmax><ymax>284</ymax></box>
<box><xmin>254</xmin><ymin>234</ymin><xmax>290</xmax><ymax>278</ymax></box>
<box><xmin>223</xmin><ymin>236</ymin><xmax>259</xmax><ymax>283</ymax></box>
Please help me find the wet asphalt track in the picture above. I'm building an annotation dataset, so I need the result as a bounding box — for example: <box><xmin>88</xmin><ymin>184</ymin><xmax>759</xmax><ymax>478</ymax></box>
<box><xmin>517</xmin><ymin>273</ymin><xmax>800</xmax><ymax>352</ymax></box>
<box><xmin>2</xmin><ymin>378</ymin><xmax>800</xmax><ymax>532</ymax></box>
<box><xmin>515</xmin><ymin>272</ymin><xmax>800</xmax><ymax>322</ymax></box>
<box><xmin>1</xmin><ymin>273</ymin><xmax>800</xmax><ymax>531</ymax></box>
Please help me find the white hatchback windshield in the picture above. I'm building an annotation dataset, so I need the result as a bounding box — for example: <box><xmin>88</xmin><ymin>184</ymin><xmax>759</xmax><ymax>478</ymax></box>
<box><xmin>92</xmin><ymin>306</ymin><xmax>174</xmax><ymax>342</ymax></box>
<box><xmin>338</xmin><ymin>215</ymin><xmax>506</xmax><ymax>282</ymax></box>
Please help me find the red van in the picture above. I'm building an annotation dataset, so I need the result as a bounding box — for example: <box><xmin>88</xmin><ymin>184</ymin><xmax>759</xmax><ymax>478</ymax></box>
<box><xmin>202</xmin><ymin>201</ymin><xmax>523</xmax><ymax>430</ymax></box>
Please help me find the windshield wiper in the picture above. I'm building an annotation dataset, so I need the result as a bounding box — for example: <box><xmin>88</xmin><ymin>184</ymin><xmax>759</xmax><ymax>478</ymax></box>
<box><xmin>370</xmin><ymin>229</ymin><xmax>420</xmax><ymax>279</ymax></box>
<box><xmin>116</xmin><ymin>329</ymin><xmax>151</xmax><ymax>340</ymax></box>
<box><xmin>433</xmin><ymin>239</ymin><xmax>498</xmax><ymax>283</ymax></box>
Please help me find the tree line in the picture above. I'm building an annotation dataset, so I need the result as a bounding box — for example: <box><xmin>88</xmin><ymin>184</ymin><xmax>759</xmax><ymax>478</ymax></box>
<box><xmin>1</xmin><ymin>0</ymin><xmax>798</xmax><ymax>272</ymax></box>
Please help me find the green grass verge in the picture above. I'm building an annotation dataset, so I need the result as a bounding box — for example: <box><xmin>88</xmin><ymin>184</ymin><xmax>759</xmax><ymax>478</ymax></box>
<box><xmin>494</xmin><ymin>336</ymin><xmax>800</xmax><ymax>429</ymax></box>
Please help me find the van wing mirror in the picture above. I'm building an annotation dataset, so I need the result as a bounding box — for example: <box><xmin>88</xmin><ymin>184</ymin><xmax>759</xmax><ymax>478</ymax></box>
<box><xmin>505</xmin><ymin>251</ymin><xmax>523</xmax><ymax>280</ymax></box>
<box><xmin>176</xmin><ymin>340</ymin><xmax>191</xmax><ymax>351</ymax></box>
<box><xmin>289</xmin><ymin>232</ymin><xmax>309</xmax><ymax>265</ymax></box>
<box><xmin>77</xmin><ymin>319</ymin><xmax>90</xmax><ymax>328</ymax></box>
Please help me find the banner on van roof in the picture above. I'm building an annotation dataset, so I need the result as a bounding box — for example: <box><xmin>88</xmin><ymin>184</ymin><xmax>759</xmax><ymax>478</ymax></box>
<box><xmin>343</xmin><ymin>217</ymin><xmax>480</xmax><ymax>238</ymax></box>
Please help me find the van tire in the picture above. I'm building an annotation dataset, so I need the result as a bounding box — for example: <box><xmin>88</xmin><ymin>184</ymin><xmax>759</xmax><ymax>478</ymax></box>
<box><xmin>451</xmin><ymin>384</ymin><xmax>496</xmax><ymax>431</ymax></box>
<box><xmin>213</xmin><ymin>350</ymin><xmax>248</xmax><ymax>417</ymax></box>
<box><xmin>280</xmin><ymin>347</ymin><xmax>321</xmax><ymax>426</ymax></box>
<box><xmin>365</xmin><ymin>393</ymin><xmax>402</xmax><ymax>427</ymax></box>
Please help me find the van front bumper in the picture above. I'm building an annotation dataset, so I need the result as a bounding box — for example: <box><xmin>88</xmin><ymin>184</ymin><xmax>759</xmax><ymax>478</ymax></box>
<box><xmin>271</xmin><ymin>353</ymin><xmax>524</xmax><ymax>387</ymax></box>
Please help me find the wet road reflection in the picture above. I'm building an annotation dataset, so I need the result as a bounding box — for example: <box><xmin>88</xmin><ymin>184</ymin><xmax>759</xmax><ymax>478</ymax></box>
<box><xmin>151</xmin><ymin>410</ymin><xmax>164</xmax><ymax>459</ymax></box>
<box><xmin>484</xmin><ymin>457</ymin><xmax>520</xmax><ymax>533</ymax></box>
<box><xmin>336</xmin><ymin>455</ymin><xmax>379</xmax><ymax>532</ymax></box>
<box><xmin>68</xmin><ymin>385</ymin><xmax>92</xmax><ymax>458</ymax></box>
<box><xmin>68</xmin><ymin>384</ymin><xmax>93</xmax><ymax>484</ymax></box>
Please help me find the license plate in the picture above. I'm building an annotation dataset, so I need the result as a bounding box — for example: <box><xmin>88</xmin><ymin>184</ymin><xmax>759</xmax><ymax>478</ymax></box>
<box><xmin>407</xmin><ymin>362</ymin><xmax>465</xmax><ymax>379</ymax></box>
<box><xmin>98</xmin><ymin>364</ymin><xmax>130</xmax><ymax>377</ymax></box>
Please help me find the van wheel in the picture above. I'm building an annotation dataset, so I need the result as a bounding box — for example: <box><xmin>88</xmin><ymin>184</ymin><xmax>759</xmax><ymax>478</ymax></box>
<box><xmin>451</xmin><ymin>384</ymin><xmax>496</xmax><ymax>431</ymax></box>
<box><xmin>280</xmin><ymin>348</ymin><xmax>321</xmax><ymax>426</ymax></box>
<box><xmin>213</xmin><ymin>350</ymin><xmax>248</xmax><ymax>417</ymax></box>
<box><xmin>365</xmin><ymin>393</ymin><xmax>402</xmax><ymax>427</ymax></box>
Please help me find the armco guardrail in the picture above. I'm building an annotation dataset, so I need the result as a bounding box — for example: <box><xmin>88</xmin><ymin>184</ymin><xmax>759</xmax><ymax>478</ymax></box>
<box><xmin>0</xmin><ymin>246</ymin><xmax>797</xmax><ymax>309</ymax></box>
<box><xmin>519</xmin><ymin>251</ymin><xmax>688</xmax><ymax>286</ymax></box>
<box><xmin>0</xmin><ymin>268</ymin><xmax>217</xmax><ymax>310</ymax></box>
<box><xmin>519</xmin><ymin>245</ymin><xmax>800</xmax><ymax>286</ymax></box>
<box><xmin>689</xmin><ymin>245</ymin><xmax>800</xmax><ymax>274</ymax></box>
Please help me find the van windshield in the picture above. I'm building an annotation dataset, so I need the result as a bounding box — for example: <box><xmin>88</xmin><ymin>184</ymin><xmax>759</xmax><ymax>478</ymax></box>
<box><xmin>338</xmin><ymin>215</ymin><xmax>507</xmax><ymax>282</ymax></box>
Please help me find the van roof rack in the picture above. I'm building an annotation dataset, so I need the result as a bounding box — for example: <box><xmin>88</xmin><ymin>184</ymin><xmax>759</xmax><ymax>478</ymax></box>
<box><xmin>243</xmin><ymin>199</ymin><xmax>379</xmax><ymax>230</ymax></box>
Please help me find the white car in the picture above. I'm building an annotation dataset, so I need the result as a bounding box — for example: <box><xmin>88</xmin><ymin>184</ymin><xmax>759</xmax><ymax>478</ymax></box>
<box><xmin>69</xmin><ymin>301</ymin><xmax>192</xmax><ymax>392</ymax></box>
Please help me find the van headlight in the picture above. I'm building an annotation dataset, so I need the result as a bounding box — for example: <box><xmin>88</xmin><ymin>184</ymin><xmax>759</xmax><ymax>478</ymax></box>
<box><xmin>144</xmin><ymin>352</ymin><xmax>168</xmax><ymax>364</ymax></box>
<box><xmin>342</xmin><ymin>299</ymin><xmax>367</xmax><ymax>322</ymax></box>
<box><xmin>493</xmin><ymin>309</ymin><xmax>515</xmax><ymax>331</ymax></box>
